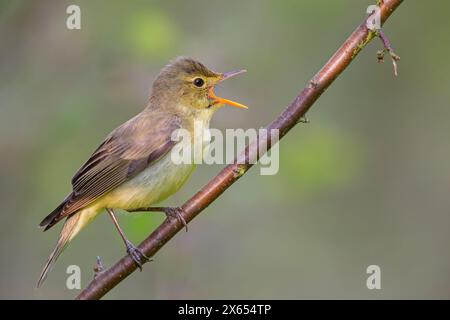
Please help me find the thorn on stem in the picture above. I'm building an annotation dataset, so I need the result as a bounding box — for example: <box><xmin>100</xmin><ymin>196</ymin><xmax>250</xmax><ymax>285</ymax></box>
<box><xmin>93</xmin><ymin>256</ymin><xmax>104</xmax><ymax>278</ymax></box>
<box><xmin>298</xmin><ymin>116</ymin><xmax>310</xmax><ymax>124</ymax></box>
<box><xmin>377</xmin><ymin>30</ymin><xmax>401</xmax><ymax>76</ymax></box>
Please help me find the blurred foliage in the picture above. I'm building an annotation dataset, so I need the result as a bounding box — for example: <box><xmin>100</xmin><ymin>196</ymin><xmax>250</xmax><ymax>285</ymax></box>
<box><xmin>127</xmin><ymin>9</ymin><xmax>180</xmax><ymax>59</ymax></box>
<box><xmin>281</xmin><ymin>125</ymin><xmax>364</xmax><ymax>194</ymax></box>
<box><xmin>1</xmin><ymin>0</ymin><xmax>450</xmax><ymax>299</ymax></box>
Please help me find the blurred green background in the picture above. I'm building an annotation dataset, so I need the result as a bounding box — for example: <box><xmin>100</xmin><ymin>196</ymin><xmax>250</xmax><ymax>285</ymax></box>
<box><xmin>1</xmin><ymin>0</ymin><xmax>450</xmax><ymax>299</ymax></box>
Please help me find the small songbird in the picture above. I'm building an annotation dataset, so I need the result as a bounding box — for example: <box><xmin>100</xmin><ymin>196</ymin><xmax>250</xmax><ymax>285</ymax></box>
<box><xmin>37</xmin><ymin>57</ymin><xmax>247</xmax><ymax>287</ymax></box>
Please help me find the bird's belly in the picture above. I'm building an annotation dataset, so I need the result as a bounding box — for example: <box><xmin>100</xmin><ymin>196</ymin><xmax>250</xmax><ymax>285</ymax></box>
<box><xmin>98</xmin><ymin>153</ymin><xmax>195</xmax><ymax>210</ymax></box>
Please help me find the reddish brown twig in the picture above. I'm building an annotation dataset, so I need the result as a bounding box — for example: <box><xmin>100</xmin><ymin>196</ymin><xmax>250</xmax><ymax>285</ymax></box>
<box><xmin>76</xmin><ymin>0</ymin><xmax>404</xmax><ymax>300</ymax></box>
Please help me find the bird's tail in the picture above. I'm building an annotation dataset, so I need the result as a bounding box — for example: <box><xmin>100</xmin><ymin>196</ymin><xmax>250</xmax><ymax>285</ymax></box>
<box><xmin>37</xmin><ymin>212</ymin><xmax>82</xmax><ymax>288</ymax></box>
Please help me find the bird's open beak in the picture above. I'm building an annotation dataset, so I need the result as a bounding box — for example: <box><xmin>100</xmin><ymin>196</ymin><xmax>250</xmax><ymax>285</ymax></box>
<box><xmin>208</xmin><ymin>69</ymin><xmax>248</xmax><ymax>109</ymax></box>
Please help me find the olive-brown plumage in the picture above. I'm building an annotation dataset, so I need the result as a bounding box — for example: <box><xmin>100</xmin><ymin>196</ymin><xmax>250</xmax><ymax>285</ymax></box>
<box><xmin>37</xmin><ymin>57</ymin><xmax>247</xmax><ymax>287</ymax></box>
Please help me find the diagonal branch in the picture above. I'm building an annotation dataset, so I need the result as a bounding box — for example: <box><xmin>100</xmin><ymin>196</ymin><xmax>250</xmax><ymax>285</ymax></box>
<box><xmin>76</xmin><ymin>0</ymin><xmax>404</xmax><ymax>300</ymax></box>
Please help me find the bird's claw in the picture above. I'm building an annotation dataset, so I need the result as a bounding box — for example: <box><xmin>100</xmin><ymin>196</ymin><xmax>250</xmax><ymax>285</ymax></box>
<box><xmin>125</xmin><ymin>241</ymin><xmax>151</xmax><ymax>270</ymax></box>
<box><xmin>164</xmin><ymin>207</ymin><xmax>188</xmax><ymax>232</ymax></box>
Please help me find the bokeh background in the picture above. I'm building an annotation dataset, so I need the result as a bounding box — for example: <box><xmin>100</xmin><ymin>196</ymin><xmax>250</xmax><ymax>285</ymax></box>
<box><xmin>1</xmin><ymin>0</ymin><xmax>450</xmax><ymax>299</ymax></box>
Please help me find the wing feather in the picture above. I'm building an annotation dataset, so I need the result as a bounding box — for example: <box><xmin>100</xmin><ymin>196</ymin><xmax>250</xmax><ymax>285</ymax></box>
<box><xmin>40</xmin><ymin>112</ymin><xmax>181</xmax><ymax>229</ymax></box>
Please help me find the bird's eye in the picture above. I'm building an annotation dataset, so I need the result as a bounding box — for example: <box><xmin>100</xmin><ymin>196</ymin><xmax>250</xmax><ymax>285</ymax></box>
<box><xmin>193</xmin><ymin>78</ymin><xmax>205</xmax><ymax>87</ymax></box>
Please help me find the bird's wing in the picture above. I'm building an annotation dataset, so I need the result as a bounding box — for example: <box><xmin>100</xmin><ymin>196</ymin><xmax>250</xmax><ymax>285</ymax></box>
<box><xmin>40</xmin><ymin>112</ymin><xmax>181</xmax><ymax>229</ymax></box>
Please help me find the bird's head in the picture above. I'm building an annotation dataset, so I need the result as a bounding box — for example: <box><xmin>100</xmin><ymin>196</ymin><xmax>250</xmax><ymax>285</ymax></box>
<box><xmin>150</xmin><ymin>57</ymin><xmax>247</xmax><ymax>113</ymax></box>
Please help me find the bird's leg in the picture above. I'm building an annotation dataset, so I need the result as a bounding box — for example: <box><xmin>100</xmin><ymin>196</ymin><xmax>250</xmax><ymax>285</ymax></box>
<box><xmin>106</xmin><ymin>208</ymin><xmax>151</xmax><ymax>270</ymax></box>
<box><xmin>128</xmin><ymin>207</ymin><xmax>188</xmax><ymax>232</ymax></box>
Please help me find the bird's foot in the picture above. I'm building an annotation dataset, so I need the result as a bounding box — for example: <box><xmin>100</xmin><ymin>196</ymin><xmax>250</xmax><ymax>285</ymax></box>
<box><xmin>164</xmin><ymin>207</ymin><xmax>188</xmax><ymax>232</ymax></box>
<box><xmin>125</xmin><ymin>240</ymin><xmax>151</xmax><ymax>270</ymax></box>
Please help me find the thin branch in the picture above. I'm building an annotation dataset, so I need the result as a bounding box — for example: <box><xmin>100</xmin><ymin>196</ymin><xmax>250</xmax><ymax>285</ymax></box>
<box><xmin>377</xmin><ymin>30</ymin><xmax>401</xmax><ymax>76</ymax></box>
<box><xmin>76</xmin><ymin>0</ymin><xmax>404</xmax><ymax>300</ymax></box>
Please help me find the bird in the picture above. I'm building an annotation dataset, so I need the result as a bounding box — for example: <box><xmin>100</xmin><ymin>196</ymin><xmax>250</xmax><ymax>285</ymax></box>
<box><xmin>37</xmin><ymin>57</ymin><xmax>247</xmax><ymax>287</ymax></box>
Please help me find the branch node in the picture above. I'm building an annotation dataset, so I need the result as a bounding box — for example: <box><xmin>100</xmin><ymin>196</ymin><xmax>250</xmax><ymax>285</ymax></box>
<box><xmin>232</xmin><ymin>165</ymin><xmax>246</xmax><ymax>178</ymax></box>
<box><xmin>309</xmin><ymin>80</ymin><xmax>319</xmax><ymax>89</ymax></box>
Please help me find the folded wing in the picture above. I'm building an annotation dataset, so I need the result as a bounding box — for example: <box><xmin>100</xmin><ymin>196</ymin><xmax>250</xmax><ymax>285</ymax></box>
<box><xmin>40</xmin><ymin>112</ymin><xmax>181</xmax><ymax>230</ymax></box>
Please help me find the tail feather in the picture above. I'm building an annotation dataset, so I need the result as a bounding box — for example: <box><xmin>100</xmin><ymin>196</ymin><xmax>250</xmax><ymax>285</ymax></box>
<box><xmin>40</xmin><ymin>195</ymin><xmax>71</xmax><ymax>231</ymax></box>
<box><xmin>37</xmin><ymin>213</ymin><xmax>81</xmax><ymax>288</ymax></box>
